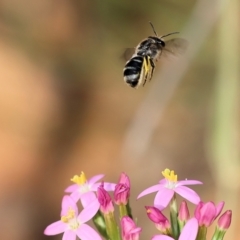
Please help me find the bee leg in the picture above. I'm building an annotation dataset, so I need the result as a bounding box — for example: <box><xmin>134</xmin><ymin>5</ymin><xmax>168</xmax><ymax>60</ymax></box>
<box><xmin>143</xmin><ymin>72</ymin><xmax>148</xmax><ymax>86</ymax></box>
<box><xmin>143</xmin><ymin>56</ymin><xmax>150</xmax><ymax>86</ymax></box>
<box><xmin>149</xmin><ymin>58</ymin><xmax>155</xmax><ymax>81</ymax></box>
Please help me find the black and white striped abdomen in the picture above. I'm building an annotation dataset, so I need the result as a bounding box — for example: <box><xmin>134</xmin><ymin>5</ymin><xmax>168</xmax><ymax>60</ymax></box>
<box><xmin>123</xmin><ymin>55</ymin><xmax>144</xmax><ymax>88</ymax></box>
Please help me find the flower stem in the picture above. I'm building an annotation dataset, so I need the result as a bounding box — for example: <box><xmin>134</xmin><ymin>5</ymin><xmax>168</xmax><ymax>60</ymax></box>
<box><xmin>92</xmin><ymin>211</ymin><xmax>108</xmax><ymax>239</ymax></box>
<box><xmin>169</xmin><ymin>194</ymin><xmax>180</xmax><ymax>239</ymax></box>
<box><xmin>211</xmin><ymin>227</ymin><xmax>226</xmax><ymax>240</ymax></box>
<box><xmin>196</xmin><ymin>226</ymin><xmax>207</xmax><ymax>240</ymax></box>
<box><xmin>119</xmin><ymin>204</ymin><xmax>128</xmax><ymax>219</ymax></box>
<box><xmin>119</xmin><ymin>201</ymin><xmax>133</xmax><ymax>219</ymax></box>
<box><xmin>104</xmin><ymin>212</ymin><xmax>121</xmax><ymax>240</ymax></box>
<box><xmin>126</xmin><ymin>201</ymin><xmax>133</xmax><ymax>219</ymax></box>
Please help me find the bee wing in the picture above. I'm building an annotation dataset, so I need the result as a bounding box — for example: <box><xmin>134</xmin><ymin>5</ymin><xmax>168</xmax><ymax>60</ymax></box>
<box><xmin>122</xmin><ymin>48</ymin><xmax>136</xmax><ymax>61</ymax></box>
<box><xmin>161</xmin><ymin>38</ymin><xmax>189</xmax><ymax>59</ymax></box>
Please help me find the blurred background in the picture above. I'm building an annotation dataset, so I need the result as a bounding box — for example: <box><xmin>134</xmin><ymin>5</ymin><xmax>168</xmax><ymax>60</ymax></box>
<box><xmin>0</xmin><ymin>0</ymin><xmax>239</xmax><ymax>239</ymax></box>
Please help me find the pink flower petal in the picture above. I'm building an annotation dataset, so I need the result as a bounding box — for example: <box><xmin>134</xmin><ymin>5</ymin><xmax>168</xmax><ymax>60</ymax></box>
<box><xmin>154</xmin><ymin>188</ymin><xmax>174</xmax><ymax>210</ymax></box>
<box><xmin>198</xmin><ymin>202</ymin><xmax>216</xmax><ymax>226</ymax></box>
<box><xmin>194</xmin><ymin>201</ymin><xmax>203</xmax><ymax>219</ymax></box>
<box><xmin>70</xmin><ymin>190</ymin><xmax>83</xmax><ymax>202</ymax></box>
<box><xmin>76</xmin><ymin>224</ymin><xmax>102</xmax><ymax>240</ymax></box>
<box><xmin>61</xmin><ymin>196</ymin><xmax>78</xmax><ymax>216</ymax></box>
<box><xmin>78</xmin><ymin>199</ymin><xmax>100</xmax><ymax>223</ymax></box>
<box><xmin>63</xmin><ymin>230</ymin><xmax>76</xmax><ymax>240</ymax></box>
<box><xmin>103</xmin><ymin>182</ymin><xmax>117</xmax><ymax>191</ymax></box>
<box><xmin>129</xmin><ymin>227</ymin><xmax>142</xmax><ymax>234</ymax></box>
<box><xmin>152</xmin><ymin>235</ymin><xmax>173</xmax><ymax>240</ymax></box>
<box><xmin>215</xmin><ymin>201</ymin><xmax>224</xmax><ymax>219</ymax></box>
<box><xmin>137</xmin><ymin>184</ymin><xmax>163</xmax><ymax>199</ymax></box>
<box><xmin>44</xmin><ymin>220</ymin><xmax>66</xmax><ymax>235</ymax></box>
<box><xmin>65</xmin><ymin>184</ymin><xmax>78</xmax><ymax>193</ymax></box>
<box><xmin>88</xmin><ymin>174</ymin><xmax>104</xmax><ymax>184</ymax></box>
<box><xmin>90</xmin><ymin>182</ymin><xmax>101</xmax><ymax>191</ymax></box>
<box><xmin>179</xmin><ymin>218</ymin><xmax>198</xmax><ymax>240</ymax></box>
<box><xmin>174</xmin><ymin>186</ymin><xmax>200</xmax><ymax>205</ymax></box>
<box><xmin>80</xmin><ymin>192</ymin><xmax>97</xmax><ymax>208</ymax></box>
<box><xmin>91</xmin><ymin>182</ymin><xmax>116</xmax><ymax>191</ymax></box>
<box><xmin>121</xmin><ymin>216</ymin><xmax>141</xmax><ymax>239</ymax></box>
<box><xmin>177</xmin><ymin>180</ymin><xmax>202</xmax><ymax>186</ymax></box>
<box><xmin>158</xmin><ymin>179</ymin><xmax>167</xmax><ymax>184</ymax></box>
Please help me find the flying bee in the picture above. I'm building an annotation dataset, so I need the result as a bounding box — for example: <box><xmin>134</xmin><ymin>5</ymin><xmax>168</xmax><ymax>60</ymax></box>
<box><xmin>123</xmin><ymin>22</ymin><xmax>188</xmax><ymax>88</ymax></box>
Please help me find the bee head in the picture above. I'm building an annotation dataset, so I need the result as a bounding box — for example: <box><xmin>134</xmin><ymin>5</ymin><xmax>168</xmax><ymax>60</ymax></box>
<box><xmin>148</xmin><ymin>36</ymin><xmax>165</xmax><ymax>47</ymax></box>
<box><xmin>148</xmin><ymin>21</ymin><xmax>179</xmax><ymax>47</ymax></box>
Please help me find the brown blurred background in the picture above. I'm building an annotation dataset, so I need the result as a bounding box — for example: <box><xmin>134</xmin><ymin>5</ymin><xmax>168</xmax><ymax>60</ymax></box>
<box><xmin>0</xmin><ymin>0</ymin><xmax>239</xmax><ymax>239</ymax></box>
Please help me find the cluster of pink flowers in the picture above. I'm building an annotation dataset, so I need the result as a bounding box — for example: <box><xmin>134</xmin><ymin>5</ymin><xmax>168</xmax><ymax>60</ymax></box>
<box><xmin>44</xmin><ymin>169</ymin><xmax>232</xmax><ymax>240</ymax></box>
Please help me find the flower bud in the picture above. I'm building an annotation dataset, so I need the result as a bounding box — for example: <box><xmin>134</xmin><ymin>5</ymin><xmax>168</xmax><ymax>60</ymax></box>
<box><xmin>114</xmin><ymin>172</ymin><xmax>130</xmax><ymax>205</ymax></box>
<box><xmin>97</xmin><ymin>183</ymin><xmax>114</xmax><ymax>214</ymax></box>
<box><xmin>178</xmin><ymin>201</ymin><xmax>190</xmax><ymax>222</ymax></box>
<box><xmin>121</xmin><ymin>216</ymin><xmax>141</xmax><ymax>240</ymax></box>
<box><xmin>212</xmin><ymin>210</ymin><xmax>232</xmax><ymax>240</ymax></box>
<box><xmin>145</xmin><ymin>206</ymin><xmax>170</xmax><ymax>234</ymax></box>
<box><xmin>194</xmin><ymin>201</ymin><xmax>224</xmax><ymax>227</ymax></box>
<box><xmin>217</xmin><ymin>210</ymin><xmax>232</xmax><ymax>230</ymax></box>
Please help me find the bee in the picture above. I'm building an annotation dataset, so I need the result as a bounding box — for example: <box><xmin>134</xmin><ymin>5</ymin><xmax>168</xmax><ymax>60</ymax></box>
<box><xmin>123</xmin><ymin>22</ymin><xmax>188</xmax><ymax>88</ymax></box>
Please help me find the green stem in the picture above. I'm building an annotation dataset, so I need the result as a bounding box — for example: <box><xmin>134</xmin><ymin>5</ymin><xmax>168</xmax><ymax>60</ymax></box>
<box><xmin>104</xmin><ymin>212</ymin><xmax>121</xmax><ymax>240</ymax></box>
<box><xmin>126</xmin><ymin>201</ymin><xmax>133</xmax><ymax>219</ymax></box>
<box><xmin>119</xmin><ymin>201</ymin><xmax>133</xmax><ymax>219</ymax></box>
<box><xmin>169</xmin><ymin>194</ymin><xmax>179</xmax><ymax>239</ymax></box>
<box><xmin>92</xmin><ymin>211</ymin><xmax>108</xmax><ymax>239</ymax></box>
<box><xmin>211</xmin><ymin>227</ymin><xmax>226</xmax><ymax>240</ymax></box>
<box><xmin>196</xmin><ymin>226</ymin><xmax>207</xmax><ymax>240</ymax></box>
<box><xmin>119</xmin><ymin>204</ymin><xmax>128</xmax><ymax>219</ymax></box>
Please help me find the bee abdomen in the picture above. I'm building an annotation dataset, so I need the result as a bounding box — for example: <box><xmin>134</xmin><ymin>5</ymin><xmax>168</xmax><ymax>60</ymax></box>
<box><xmin>123</xmin><ymin>56</ymin><xmax>143</xmax><ymax>88</ymax></box>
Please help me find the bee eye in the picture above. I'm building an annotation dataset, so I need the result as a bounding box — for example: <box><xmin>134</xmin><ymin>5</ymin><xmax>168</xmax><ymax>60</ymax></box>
<box><xmin>159</xmin><ymin>40</ymin><xmax>165</xmax><ymax>47</ymax></box>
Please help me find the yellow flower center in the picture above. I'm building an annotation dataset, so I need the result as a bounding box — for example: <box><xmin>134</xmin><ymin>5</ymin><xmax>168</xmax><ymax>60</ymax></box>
<box><xmin>162</xmin><ymin>169</ymin><xmax>178</xmax><ymax>182</ymax></box>
<box><xmin>61</xmin><ymin>207</ymin><xmax>75</xmax><ymax>223</ymax></box>
<box><xmin>61</xmin><ymin>207</ymin><xmax>79</xmax><ymax>229</ymax></box>
<box><xmin>71</xmin><ymin>171</ymin><xmax>87</xmax><ymax>185</ymax></box>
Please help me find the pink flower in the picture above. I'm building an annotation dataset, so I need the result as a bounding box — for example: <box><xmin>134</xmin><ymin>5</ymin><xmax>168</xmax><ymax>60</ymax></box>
<box><xmin>65</xmin><ymin>172</ymin><xmax>116</xmax><ymax>207</ymax></box>
<box><xmin>152</xmin><ymin>218</ymin><xmax>198</xmax><ymax>240</ymax></box>
<box><xmin>194</xmin><ymin>201</ymin><xmax>224</xmax><ymax>227</ymax></box>
<box><xmin>44</xmin><ymin>195</ymin><xmax>102</xmax><ymax>240</ymax></box>
<box><xmin>178</xmin><ymin>201</ymin><xmax>190</xmax><ymax>222</ymax></box>
<box><xmin>145</xmin><ymin>206</ymin><xmax>168</xmax><ymax>224</ymax></box>
<box><xmin>121</xmin><ymin>216</ymin><xmax>141</xmax><ymax>240</ymax></box>
<box><xmin>114</xmin><ymin>172</ymin><xmax>130</xmax><ymax>205</ymax></box>
<box><xmin>145</xmin><ymin>206</ymin><xmax>170</xmax><ymax>234</ymax></box>
<box><xmin>97</xmin><ymin>183</ymin><xmax>114</xmax><ymax>214</ymax></box>
<box><xmin>217</xmin><ymin>210</ymin><xmax>232</xmax><ymax>230</ymax></box>
<box><xmin>137</xmin><ymin>169</ymin><xmax>202</xmax><ymax>210</ymax></box>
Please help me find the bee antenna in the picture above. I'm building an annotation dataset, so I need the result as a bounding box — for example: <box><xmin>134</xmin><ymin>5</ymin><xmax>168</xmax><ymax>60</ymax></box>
<box><xmin>161</xmin><ymin>32</ymin><xmax>179</xmax><ymax>38</ymax></box>
<box><xmin>149</xmin><ymin>22</ymin><xmax>158</xmax><ymax>37</ymax></box>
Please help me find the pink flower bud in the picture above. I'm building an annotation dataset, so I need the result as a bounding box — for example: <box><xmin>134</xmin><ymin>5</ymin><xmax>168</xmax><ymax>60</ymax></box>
<box><xmin>178</xmin><ymin>201</ymin><xmax>190</xmax><ymax>222</ymax></box>
<box><xmin>194</xmin><ymin>201</ymin><xmax>224</xmax><ymax>227</ymax></box>
<box><xmin>97</xmin><ymin>183</ymin><xmax>114</xmax><ymax>214</ymax></box>
<box><xmin>121</xmin><ymin>216</ymin><xmax>141</xmax><ymax>240</ymax></box>
<box><xmin>114</xmin><ymin>172</ymin><xmax>130</xmax><ymax>205</ymax></box>
<box><xmin>119</xmin><ymin>172</ymin><xmax>131</xmax><ymax>186</ymax></box>
<box><xmin>145</xmin><ymin>206</ymin><xmax>170</xmax><ymax>233</ymax></box>
<box><xmin>218</xmin><ymin>210</ymin><xmax>232</xmax><ymax>230</ymax></box>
